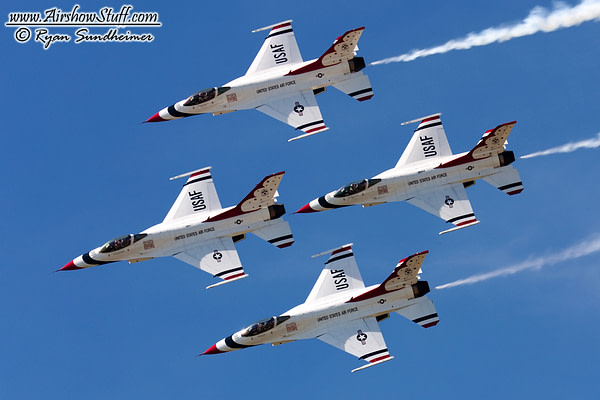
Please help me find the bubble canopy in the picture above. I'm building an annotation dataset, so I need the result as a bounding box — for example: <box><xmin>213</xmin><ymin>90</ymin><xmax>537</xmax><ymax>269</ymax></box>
<box><xmin>183</xmin><ymin>87</ymin><xmax>231</xmax><ymax>106</ymax></box>
<box><xmin>99</xmin><ymin>233</ymin><xmax>147</xmax><ymax>253</ymax></box>
<box><xmin>241</xmin><ymin>316</ymin><xmax>291</xmax><ymax>337</ymax></box>
<box><xmin>334</xmin><ymin>178</ymin><xmax>381</xmax><ymax>198</ymax></box>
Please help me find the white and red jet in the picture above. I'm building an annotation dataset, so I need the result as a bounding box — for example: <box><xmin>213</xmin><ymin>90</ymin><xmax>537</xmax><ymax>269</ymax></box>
<box><xmin>59</xmin><ymin>168</ymin><xmax>294</xmax><ymax>289</ymax></box>
<box><xmin>145</xmin><ymin>20</ymin><xmax>373</xmax><ymax>141</ymax></box>
<box><xmin>202</xmin><ymin>244</ymin><xmax>439</xmax><ymax>372</ymax></box>
<box><xmin>297</xmin><ymin>113</ymin><xmax>524</xmax><ymax>234</ymax></box>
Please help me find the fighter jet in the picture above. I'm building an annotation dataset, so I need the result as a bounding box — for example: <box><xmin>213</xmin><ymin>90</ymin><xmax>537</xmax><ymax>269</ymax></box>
<box><xmin>202</xmin><ymin>244</ymin><xmax>438</xmax><ymax>372</ymax></box>
<box><xmin>297</xmin><ymin>113</ymin><xmax>524</xmax><ymax>234</ymax></box>
<box><xmin>59</xmin><ymin>167</ymin><xmax>294</xmax><ymax>289</ymax></box>
<box><xmin>145</xmin><ymin>20</ymin><xmax>373</xmax><ymax>141</ymax></box>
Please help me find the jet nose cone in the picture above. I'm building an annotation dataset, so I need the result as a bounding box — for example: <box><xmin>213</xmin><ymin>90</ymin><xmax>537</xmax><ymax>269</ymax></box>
<box><xmin>58</xmin><ymin>260</ymin><xmax>82</xmax><ymax>272</ymax></box>
<box><xmin>145</xmin><ymin>112</ymin><xmax>166</xmax><ymax>123</ymax></box>
<box><xmin>201</xmin><ymin>344</ymin><xmax>225</xmax><ymax>355</ymax></box>
<box><xmin>295</xmin><ymin>203</ymin><xmax>318</xmax><ymax>214</ymax></box>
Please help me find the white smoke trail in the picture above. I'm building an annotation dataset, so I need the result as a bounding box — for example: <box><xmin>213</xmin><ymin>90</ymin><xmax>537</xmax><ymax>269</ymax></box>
<box><xmin>371</xmin><ymin>0</ymin><xmax>600</xmax><ymax>65</ymax></box>
<box><xmin>436</xmin><ymin>234</ymin><xmax>600</xmax><ymax>289</ymax></box>
<box><xmin>521</xmin><ymin>133</ymin><xmax>600</xmax><ymax>158</ymax></box>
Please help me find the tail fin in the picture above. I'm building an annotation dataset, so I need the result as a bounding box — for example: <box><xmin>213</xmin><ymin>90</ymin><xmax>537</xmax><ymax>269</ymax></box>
<box><xmin>206</xmin><ymin>172</ymin><xmax>285</xmax><ymax>222</ymax></box>
<box><xmin>396</xmin><ymin>113</ymin><xmax>453</xmax><ymax>167</ymax></box>
<box><xmin>306</xmin><ymin>244</ymin><xmax>365</xmax><ymax>303</ymax></box>
<box><xmin>246</xmin><ymin>20</ymin><xmax>303</xmax><ymax>75</ymax></box>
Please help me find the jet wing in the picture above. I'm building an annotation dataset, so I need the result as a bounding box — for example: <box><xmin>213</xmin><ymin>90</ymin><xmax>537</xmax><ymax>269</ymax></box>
<box><xmin>256</xmin><ymin>89</ymin><xmax>329</xmax><ymax>141</ymax></box>
<box><xmin>306</xmin><ymin>244</ymin><xmax>365</xmax><ymax>303</ymax></box>
<box><xmin>164</xmin><ymin>167</ymin><xmax>222</xmax><ymax>222</ymax></box>
<box><xmin>173</xmin><ymin>237</ymin><xmax>247</xmax><ymax>289</ymax></box>
<box><xmin>396</xmin><ymin>114</ymin><xmax>453</xmax><ymax>167</ymax></box>
<box><xmin>246</xmin><ymin>20</ymin><xmax>303</xmax><ymax>76</ymax></box>
<box><xmin>317</xmin><ymin>316</ymin><xmax>393</xmax><ymax>372</ymax></box>
<box><xmin>406</xmin><ymin>182</ymin><xmax>479</xmax><ymax>234</ymax></box>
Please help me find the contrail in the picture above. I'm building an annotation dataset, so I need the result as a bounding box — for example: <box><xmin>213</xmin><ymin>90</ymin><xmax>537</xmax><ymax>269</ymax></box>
<box><xmin>371</xmin><ymin>0</ymin><xmax>600</xmax><ymax>65</ymax></box>
<box><xmin>521</xmin><ymin>133</ymin><xmax>600</xmax><ymax>158</ymax></box>
<box><xmin>436</xmin><ymin>234</ymin><xmax>600</xmax><ymax>289</ymax></box>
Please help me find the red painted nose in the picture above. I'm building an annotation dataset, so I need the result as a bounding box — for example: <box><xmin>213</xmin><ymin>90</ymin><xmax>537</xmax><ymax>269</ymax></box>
<box><xmin>295</xmin><ymin>203</ymin><xmax>317</xmax><ymax>214</ymax></box>
<box><xmin>145</xmin><ymin>112</ymin><xmax>166</xmax><ymax>123</ymax></box>
<box><xmin>201</xmin><ymin>344</ymin><xmax>225</xmax><ymax>355</ymax></box>
<box><xmin>57</xmin><ymin>260</ymin><xmax>82</xmax><ymax>272</ymax></box>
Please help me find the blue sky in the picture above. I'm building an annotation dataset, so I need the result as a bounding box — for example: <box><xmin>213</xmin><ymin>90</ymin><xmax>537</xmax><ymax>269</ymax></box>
<box><xmin>2</xmin><ymin>0</ymin><xmax>599</xmax><ymax>398</ymax></box>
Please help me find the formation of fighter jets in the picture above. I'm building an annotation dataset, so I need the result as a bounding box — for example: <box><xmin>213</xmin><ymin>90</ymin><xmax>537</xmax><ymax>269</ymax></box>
<box><xmin>62</xmin><ymin>20</ymin><xmax>524</xmax><ymax>371</ymax></box>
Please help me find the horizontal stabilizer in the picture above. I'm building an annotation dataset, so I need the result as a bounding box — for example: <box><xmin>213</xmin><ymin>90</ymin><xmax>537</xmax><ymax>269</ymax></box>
<box><xmin>206</xmin><ymin>172</ymin><xmax>285</xmax><ymax>222</ymax></box>
<box><xmin>286</xmin><ymin>27</ymin><xmax>365</xmax><ymax>75</ymax></box>
<box><xmin>332</xmin><ymin>74</ymin><xmax>373</xmax><ymax>102</ymax></box>
<box><xmin>251</xmin><ymin>219</ymin><xmax>295</xmax><ymax>248</ymax></box>
<box><xmin>438</xmin><ymin>121</ymin><xmax>518</xmax><ymax>169</ymax></box>
<box><xmin>348</xmin><ymin>251</ymin><xmax>429</xmax><ymax>303</ymax></box>
<box><xmin>482</xmin><ymin>165</ymin><xmax>524</xmax><ymax>195</ymax></box>
<box><xmin>395</xmin><ymin>296</ymin><xmax>439</xmax><ymax>328</ymax></box>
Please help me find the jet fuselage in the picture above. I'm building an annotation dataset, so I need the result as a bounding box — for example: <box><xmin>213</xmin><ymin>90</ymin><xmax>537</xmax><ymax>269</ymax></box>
<box><xmin>300</xmin><ymin>149</ymin><xmax>515</xmax><ymax>212</ymax></box>
<box><xmin>148</xmin><ymin>57</ymin><xmax>364</xmax><ymax>121</ymax></box>
<box><xmin>63</xmin><ymin>204</ymin><xmax>284</xmax><ymax>269</ymax></box>
<box><xmin>204</xmin><ymin>277</ymin><xmax>431</xmax><ymax>353</ymax></box>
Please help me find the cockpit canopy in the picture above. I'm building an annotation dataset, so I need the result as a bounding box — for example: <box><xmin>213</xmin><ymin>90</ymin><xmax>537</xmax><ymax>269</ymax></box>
<box><xmin>241</xmin><ymin>315</ymin><xmax>291</xmax><ymax>337</ymax></box>
<box><xmin>333</xmin><ymin>178</ymin><xmax>381</xmax><ymax>198</ymax></box>
<box><xmin>99</xmin><ymin>233</ymin><xmax>147</xmax><ymax>253</ymax></box>
<box><xmin>183</xmin><ymin>86</ymin><xmax>231</xmax><ymax>106</ymax></box>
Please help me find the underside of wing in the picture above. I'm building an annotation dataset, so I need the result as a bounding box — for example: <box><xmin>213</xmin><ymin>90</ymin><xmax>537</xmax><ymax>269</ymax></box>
<box><xmin>407</xmin><ymin>183</ymin><xmax>479</xmax><ymax>234</ymax></box>
<box><xmin>173</xmin><ymin>237</ymin><xmax>246</xmax><ymax>288</ymax></box>
<box><xmin>306</xmin><ymin>244</ymin><xmax>365</xmax><ymax>303</ymax></box>
<box><xmin>256</xmin><ymin>89</ymin><xmax>328</xmax><ymax>141</ymax></box>
<box><xmin>164</xmin><ymin>167</ymin><xmax>222</xmax><ymax>222</ymax></box>
<box><xmin>246</xmin><ymin>20</ymin><xmax>303</xmax><ymax>75</ymax></box>
<box><xmin>317</xmin><ymin>317</ymin><xmax>392</xmax><ymax>372</ymax></box>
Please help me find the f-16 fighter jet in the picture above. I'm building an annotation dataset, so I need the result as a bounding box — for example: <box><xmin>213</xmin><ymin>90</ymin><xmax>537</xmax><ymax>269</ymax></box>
<box><xmin>297</xmin><ymin>113</ymin><xmax>524</xmax><ymax>234</ymax></box>
<box><xmin>202</xmin><ymin>244</ymin><xmax>438</xmax><ymax>372</ymax></box>
<box><xmin>59</xmin><ymin>167</ymin><xmax>294</xmax><ymax>289</ymax></box>
<box><xmin>146</xmin><ymin>20</ymin><xmax>373</xmax><ymax>141</ymax></box>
